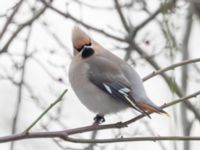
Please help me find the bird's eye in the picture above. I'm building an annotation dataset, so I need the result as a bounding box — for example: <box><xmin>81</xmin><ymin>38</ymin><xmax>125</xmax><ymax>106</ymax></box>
<box><xmin>77</xmin><ymin>43</ymin><xmax>91</xmax><ymax>52</ymax></box>
<box><xmin>81</xmin><ymin>45</ymin><xmax>94</xmax><ymax>58</ymax></box>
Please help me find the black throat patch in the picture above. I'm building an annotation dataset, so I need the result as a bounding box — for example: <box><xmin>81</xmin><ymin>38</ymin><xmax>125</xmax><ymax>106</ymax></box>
<box><xmin>81</xmin><ymin>46</ymin><xmax>94</xmax><ymax>58</ymax></box>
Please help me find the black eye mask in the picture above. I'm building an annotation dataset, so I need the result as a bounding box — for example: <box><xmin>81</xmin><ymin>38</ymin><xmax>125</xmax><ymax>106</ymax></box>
<box><xmin>80</xmin><ymin>44</ymin><xmax>94</xmax><ymax>58</ymax></box>
<box><xmin>77</xmin><ymin>43</ymin><xmax>91</xmax><ymax>52</ymax></box>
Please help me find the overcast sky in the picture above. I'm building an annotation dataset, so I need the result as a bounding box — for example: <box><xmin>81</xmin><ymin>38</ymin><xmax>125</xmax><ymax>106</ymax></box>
<box><xmin>0</xmin><ymin>0</ymin><xmax>200</xmax><ymax>150</ymax></box>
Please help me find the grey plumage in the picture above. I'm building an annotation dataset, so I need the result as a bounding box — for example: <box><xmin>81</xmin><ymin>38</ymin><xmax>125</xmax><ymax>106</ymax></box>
<box><xmin>69</xmin><ymin>26</ymin><xmax>168</xmax><ymax>117</ymax></box>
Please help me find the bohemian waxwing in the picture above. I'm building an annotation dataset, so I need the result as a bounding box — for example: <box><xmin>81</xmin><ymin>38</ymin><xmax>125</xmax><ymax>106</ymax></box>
<box><xmin>69</xmin><ymin>26</ymin><xmax>168</xmax><ymax>122</ymax></box>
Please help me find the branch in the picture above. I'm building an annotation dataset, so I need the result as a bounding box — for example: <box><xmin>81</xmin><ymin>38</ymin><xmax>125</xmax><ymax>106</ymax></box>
<box><xmin>0</xmin><ymin>2</ymin><xmax>50</xmax><ymax>54</ymax></box>
<box><xmin>132</xmin><ymin>43</ymin><xmax>182</xmax><ymax>96</ymax></box>
<box><xmin>66</xmin><ymin>136</ymin><xmax>200</xmax><ymax>144</ymax></box>
<box><xmin>132</xmin><ymin>7</ymin><xmax>161</xmax><ymax>38</ymax></box>
<box><xmin>132</xmin><ymin>43</ymin><xmax>200</xmax><ymax>121</ymax></box>
<box><xmin>114</xmin><ymin>0</ymin><xmax>129</xmax><ymax>32</ymax></box>
<box><xmin>25</xmin><ymin>89</ymin><xmax>68</xmax><ymax>132</ymax></box>
<box><xmin>123</xmin><ymin>89</ymin><xmax>200</xmax><ymax>125</ymax></box>
<box><xmin>74</xmin><ymin>0</ymin><xmax>133</xmax><ymax>10</ymax></box>
<box><xmin>0</xmin><ymin>0</ymin><xmax>24</xmax><ymax>40</ymax></box>
<box><xmin>10</xmin><ymin>25</ymin><xmax>32</xmax><ymax>150</ymax></box>
<box><xmin>0</xmin><ymin>89</ymin><xmax>199</xmax><ymax>144</ymax></box>
<box><xmin>40</xmin><ymin>0</ymin><xmax>125</xmax><ymax>42</ymax></box>
<box><xmin>131</xmin><ymin>1</ymin><xmax>175</xmax><ymax>38</ymax></box>
<box><xmin>31</xmin><ymin>56</ymin><xmax>61</xmax><ymax>82</ymax></box>
<box><xmin>143</xmin><ymin>58</ymin><xmax>200</xmax><ymax>81</ymax></box>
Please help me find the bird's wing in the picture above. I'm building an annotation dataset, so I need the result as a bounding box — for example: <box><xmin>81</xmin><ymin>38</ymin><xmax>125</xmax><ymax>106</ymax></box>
<box><xmin>86</xmin><ymin>56</ymin><xmax>150</xmax><ymax>117</ymax></box>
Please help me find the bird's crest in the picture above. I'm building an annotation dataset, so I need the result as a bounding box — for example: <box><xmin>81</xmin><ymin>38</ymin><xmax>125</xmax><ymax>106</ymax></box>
<box><xmin>72</xmin><ymin>26</ymin><xmax>91</xmax><ymax>51</ymax></box>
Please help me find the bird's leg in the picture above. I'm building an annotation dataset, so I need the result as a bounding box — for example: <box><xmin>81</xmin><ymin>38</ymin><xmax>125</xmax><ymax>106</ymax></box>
<box><xmin>93</xmin><ymin>114</ymin><xmax>105</xmax><ymax>125</ymax></box>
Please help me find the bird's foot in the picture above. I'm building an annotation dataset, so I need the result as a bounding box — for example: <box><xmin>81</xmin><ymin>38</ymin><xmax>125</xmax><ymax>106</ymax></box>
<box><xmin>93</xmin><ymin>114</ymin><xmax>105</xmax><ymax>125</ymax></box>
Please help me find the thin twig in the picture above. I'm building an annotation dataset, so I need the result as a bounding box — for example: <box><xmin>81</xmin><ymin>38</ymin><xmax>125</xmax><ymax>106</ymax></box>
<box><xmin>131</xmin><ymin>1</ymin><xmax>176</xmax><ymax>38</ymax></box>
<box><xmin>40</xmin><ymin>0</ymin><xmax>125</xmax><ymax>42</ymax></box>
<box><xmin>25</xmin><ymin>89</ymin><xmax>68</xmax><ymax>132</ymax></box>
<box><xmin>132</xmin><ymin>7</ymin><xmax>160</xmax><ymax>37</ymax></box>
<box><xmin>123</xmin><ymin>89</ymin><xmax>200</xmax><ymax>125</ymax></box>
<box><xmin>10</xmin><ymin>26</ymin><xmax>32</xmax><ymax>150</ymax></box>
<box><xmin>0</xmin><ymin>2</ymin><xmax>50</xmax><ymax>54</ymax></box>
<box><xmin>65</xmin><ymin>136</ymin><xmax>200</xmax><ymax>144</ymax></box>
<box><xmin>114</xmin><ymin>0</ymin><xmax>129</xmax><ymax>32</ymax></box>
<box><xmin>0</xmin><ymin>0</ymin><xmax>24</xmax><ymax>39</ymax></box>
<box><xmin>132</xmin><ymin>42</ymin><xmax>200</xmax><ymax>121</ymax></box>
<box><xmin>143</xmin><ymin>58</ymin><xmax>200</xmax><ymax>81</ymax></box>
<box><xmin>0</xmin><ymin>89</ymin><xmax>199</xmax><ymax>144</ymax></box>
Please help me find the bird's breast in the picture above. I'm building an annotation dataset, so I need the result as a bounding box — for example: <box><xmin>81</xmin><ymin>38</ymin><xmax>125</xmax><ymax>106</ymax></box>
<box><xmin>69</xmin><ymin>60</ymin><xmax>127</xmax><ymax>114</ymax></box>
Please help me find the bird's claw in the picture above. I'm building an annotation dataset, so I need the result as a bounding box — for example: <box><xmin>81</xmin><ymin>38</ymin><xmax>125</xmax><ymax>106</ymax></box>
<box><xmin>93</xmin><ymin>114</ymin><xmax>105</xmax><ymax>125</ymax></box>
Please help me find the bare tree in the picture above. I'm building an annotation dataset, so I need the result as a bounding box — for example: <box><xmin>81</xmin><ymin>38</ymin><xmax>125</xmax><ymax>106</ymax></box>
<box><xmin>0</xmin><ymin>0</ymin><xmax>200</xmax><ymax>150</ymax></box>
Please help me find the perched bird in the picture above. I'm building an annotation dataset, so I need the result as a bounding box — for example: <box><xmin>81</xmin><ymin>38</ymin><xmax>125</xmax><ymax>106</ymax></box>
<box><xmin>69</xmin><ymin>26</ymin><xmax>168</xmax><ymax>123</ymax></box>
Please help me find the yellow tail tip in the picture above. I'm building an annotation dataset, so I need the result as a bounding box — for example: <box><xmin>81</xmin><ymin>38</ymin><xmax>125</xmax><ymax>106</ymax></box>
<box><xmin>163</xmin><ymin>112</ymin><xmax>170</xmax><ymax>117</ymax></box>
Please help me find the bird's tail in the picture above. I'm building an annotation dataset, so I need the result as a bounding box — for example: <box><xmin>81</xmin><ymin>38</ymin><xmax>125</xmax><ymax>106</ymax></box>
<box><xmin>137</xmin><ymin>102</ymin><xmax>169</xmax><ymax>117</ymax></box>
<box><xmin>159</xmin><ymin>109</ymin><xmax>170</xmax><ymax>117</ymax></box>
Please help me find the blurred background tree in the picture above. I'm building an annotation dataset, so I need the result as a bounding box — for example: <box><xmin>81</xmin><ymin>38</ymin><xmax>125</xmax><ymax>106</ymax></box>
<box><xmin>0</xmin><ymin>0</ymin><xmax>200</xmax><ymax>150</ymax></box>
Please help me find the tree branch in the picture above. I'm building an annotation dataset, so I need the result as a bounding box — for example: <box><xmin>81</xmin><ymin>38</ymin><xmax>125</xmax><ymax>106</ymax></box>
<box><xmin>25</xmin><ymin>89</ymin><xmax>68</xmax><ymax>132</ymax></box>
<box><xmin>114</xmin><ymin>0</ymin><xmax>129</xmax><ymax>32</ymax></box>
<box><xmin>40</xmin><ymin>0</ymin><xmax>125</xmax><ymax>42</ymax></box>
<box><xmin>132</xmin><ymin>1</ymin><xmax>175</xmax><ymax>38</ymax></box>
<box><xmin>143</xmin><ymin>57</ymin><xmax>200</xmax><ymax>81</ymax></box>
<box><xmin>0</xmin><ymin>1</ymin><xmax>50</xmax><ymax>54</ymax></box>
<box><xmin>132</xmin><ymin>42</ymin><xmax>200</xmax><ymax>122</ymax></box>
<box><xmin>65</xmin><ymin>136</ymin><xmax>200</xmax><ymax>144</ymax></box>
<box><xmin>0</xmin><ymin>0</ymin><xmax>24</xmax><ymax>40</ymax></box>
<box><xmin>0</xmin><ymin>89</ymin><xmax>199</xmax><ymax>144</ymax></box>
<box><xmin>10</xmin><ymin>25</ymin><xmax>32</xmax><ymax>150</ymax></box>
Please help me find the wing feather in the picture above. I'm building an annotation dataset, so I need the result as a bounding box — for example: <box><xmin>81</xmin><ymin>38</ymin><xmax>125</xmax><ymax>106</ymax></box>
<box><xmin>86</xmin><ymin>56</ymin><xmax>150</xmax><ymax>117</ymax></box>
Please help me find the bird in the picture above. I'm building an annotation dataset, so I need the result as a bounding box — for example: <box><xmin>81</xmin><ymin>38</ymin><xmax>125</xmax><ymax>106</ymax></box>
<box><xmin>69</xmin><ymin>26</ymin><xmax>168</xmax><ymax>123</ymax></box>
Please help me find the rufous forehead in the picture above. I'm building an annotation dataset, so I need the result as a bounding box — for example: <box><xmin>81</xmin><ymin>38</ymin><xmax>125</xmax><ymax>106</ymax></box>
<box><xmin>73</xmin><ymin>37</ymin><xmax>91</xmax><ymax>50</ymax></box>
<box><xmin>72</xmin><ymin>26</ymin><xmax>91</xmax><ymax>50</ymax></box>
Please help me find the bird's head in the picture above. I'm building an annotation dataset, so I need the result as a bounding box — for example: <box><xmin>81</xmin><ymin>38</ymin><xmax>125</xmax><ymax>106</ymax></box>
<box><xmin>72</xmin><ymin>26</ymin><xmax>94</xmax><ymax>58</ymax></box>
